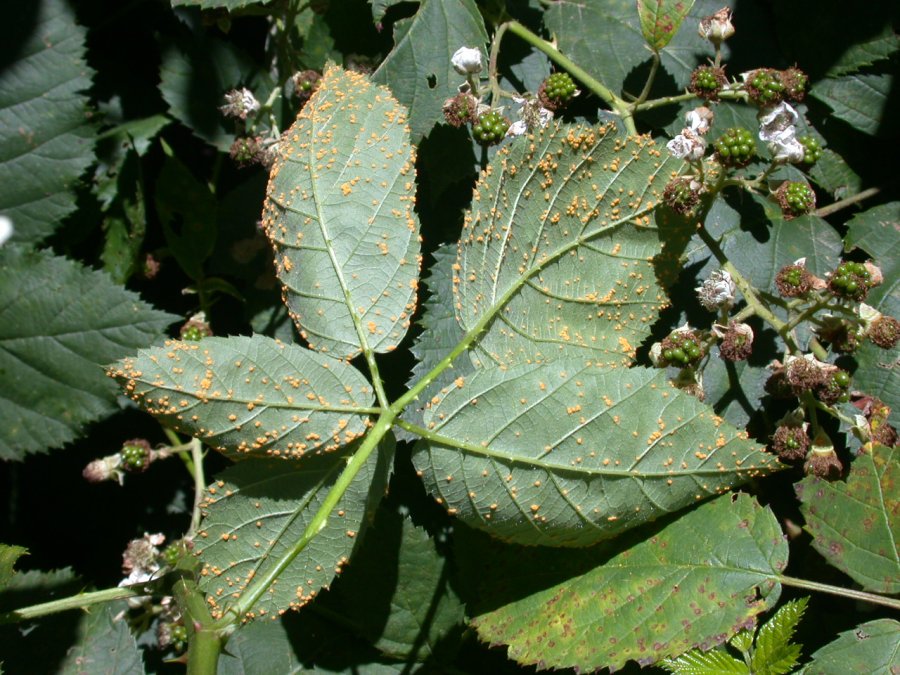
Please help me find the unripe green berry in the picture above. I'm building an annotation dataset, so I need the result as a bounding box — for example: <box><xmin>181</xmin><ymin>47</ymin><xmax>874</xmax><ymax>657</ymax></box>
<box><xmin>471</xmin><ymin>110</ymin><xmax>509</xmax><ymax>146</ymax></box>
<box><xmin>714</xmin><ymin>127</ymin><xmax>755</xmax><ymax>167</ymax></box>
<box><xmin>780</xmin><ymin>67</ymin><xmax>809</xmax><ymax>102</ymax></box>
<box><xmin>658</xmin><ymin>330</ymin><xmax>704</xmax><ymax>367</ymax></box>
<box><xmin>745</xmin><ymin>68</ymin><xmax>785</xmax><ymax>106</ymax></box>
<box><xmin>662</xmin><ymin>177</ymin><xmax>701</xmax><ymax>215</ymax></box>
<box><xmin>829</xmin><ymin>261</ymin><xmax>872</xmax><ymax>301</ymax></box>
<box><xmin>816</xmin><ymin>369</ymin><xmax>851</xmax><ymax>404</ymax></box>
<box><xmin>538</xmin><ymin>72</ymin><xmax>578</xmax><ymax>111</ymax></box>
<box><xmin>120</xmin><ymin>439</ymin><xmax>151</xmax><ymax>473</ymax></box>
<box><xmin>775</xmin><ymin>181</ymin><xmax>815</xmax><ymax>219</ymax></box>
<box><xmin>689</xmin><ymin>65</ymin><xmax>727</xmax><ymax>101</ymax></box>
<box><xmin>798</xmin><ymin>136</ymin><xmax>822</xmax><ymax>167</ymax></box>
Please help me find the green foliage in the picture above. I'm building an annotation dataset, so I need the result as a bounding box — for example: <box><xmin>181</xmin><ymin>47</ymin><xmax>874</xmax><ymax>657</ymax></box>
<box><xmin>1</xmin><ymin>0</ymin><xmax>898</xmax><ymax>673</ymax></box>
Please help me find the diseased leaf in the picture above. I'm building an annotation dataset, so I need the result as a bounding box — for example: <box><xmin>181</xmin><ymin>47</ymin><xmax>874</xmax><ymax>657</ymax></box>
<box><xmin>372</xmin><ymin>0</ymin><xmax>489</xmax><ymax>141</ymax></box>
<box><xmin>469</xmin><ymin>494</ymin><xmax>788</xmax><ymax>672</ymax></box>
<box><xmin>797</xmin><ymin>444</ymin><xmax>899</xmax><ymax>594</ymax></box>
<box><xmin>750</xmin><ymin>597</ymin><xmax>808</xmax><ymax>675</ymax></box>
<box><xmin>326</xmin><ymin>508</ymin><xmax>464</xmax><ymax>661</ymax></box>
<box><xmin>263</xmin><ymin>65</ymin><xmax>420</xmax><ymax>359</ymax></box>
<box><xmin>413</xmin><ymin>360</ymin><xmax>780</xmax><ymax>547</ymax></box>
<box><xmin>811</xmin><ymin>73</ymin><xmax>895</xmax><ymax>137</ymax></box>
<box><xmin>801</xmin><ymin>619</ymin><xmax>900</xmax><ymax>674</ymax></box>
<box><xmin>0</xmin><ymin>247</ymin><xmax>176</xmax><ymax>460</ymax></box>
<box><xmin>109</xmin><ymin>335</ymin><xmax>375</xmax><ymax>462</ymax></box>
<box><xmin>0</xmin><ymin>0</ymin><xmax>96</xmax><ymax>244</ymax></box>
<box><xmin>196</xmin><ymin>439</ymin><xmax>392</xmax><ymax>620</ymax></box>
<box><xmin>59</xmin><ymin>602</ymin><xmax>145</xmax><ymax>675</ymax></box>
<box><xmin>455</xmin><ymin>122</ymin><xmax>679</xmax><ymax>368</ymax></box>
<box><xmin>638</xmin><ymin>0</ymin><xmax>696</xmax><ymax>51</ymax></box>
<box><xmin>0</xmin><ymin>546</ymin><xmax>26</xmax><ymax>592</ymax></box>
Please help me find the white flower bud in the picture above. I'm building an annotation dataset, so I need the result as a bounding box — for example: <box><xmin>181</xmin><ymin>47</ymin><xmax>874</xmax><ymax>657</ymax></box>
<box><xmin>696</xmin><ymin>269</ymin><xmax>736</xmax><ymax>311</ymax></box>
<box><xmin>451</xmin><ymin>47</ymin><xmax>483</xmax><ymax>75</ymax></box>
<box><xmin>0</xmin><ymin>215</ymin><xmax>13</xmax><ymax>247</ymax></box>
<box><xmin>666</xmin><ymin>129</ymin><xmax>706</xmax><ymax>161</ymax></box>
<box><xmin>698</xmin><ymin>7</ymin><xmax>735</xmax><ymax>45</ymax></box>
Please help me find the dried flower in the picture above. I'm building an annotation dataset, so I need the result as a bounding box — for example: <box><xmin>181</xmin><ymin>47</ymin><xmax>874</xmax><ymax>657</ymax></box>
<box><xmin>451</xmin><ymin>46</ymin><xmax>483</xmax><ymax>75</ymax></box>
<box><xmin>666</xmin><ymin>129</ymin><xmax>706</xmax><ymax>161</ymax></box>
<box><xmin>442</xmin><ymin>92</ymin><xmax>479</xmax><ymax>128</ymax></box>
<box><xmin>771</xmin><ymin>423</ymin><xmax>810</xmax><ymax>461</ymax></box>
<box><xmin>775</xmin><ymin>262</ymin><xmax>814</xmax><ymax>297</ymax></box>
<box><xmin>804</xmin><ymin>437</ymin><xmax>843</xmax><ymax>479</ymax></box>
<box><xmin>685</xmin><ymin>106</ymin><xmax>715</xmax><ymax>136</ymax></box>
<box><xmin>120</xmin><ymin>533</ymin><xmax>165</xmax><ymax>587</ymax></box>
<box><xmin>698</xmin><ymin>7</ymin><xmax>735</xmax><ymax>45</ymax></box>
<box><xmin>506</xmin><ymin>96</ymin><xmax>554</xmax><ymax>137</ymax></box>
<box><xmin>715</xmin><ymin>321</ymin><xmax>754</xmax><ymax>361</ymax></box>
<box><xmin>697</xmin><ymin>269</ymin><xmax>736</xmax><ymax>311</ymax></box>
<box><xmin>784</xmin><ymin>354</ymin><xmax>829</xmax><ymax>394</ymax></box>
<box><xmin>758</xmin><ymin>102</ymin><xmax>805</xmax><ymax>164</ymax></box>
<box><xmin>220</xmin><ymin>88</ymin><xmax>260</xmax><ymax>120</ymax></box>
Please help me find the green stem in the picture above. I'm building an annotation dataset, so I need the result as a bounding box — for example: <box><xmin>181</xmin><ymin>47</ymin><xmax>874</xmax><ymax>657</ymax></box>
<box><xmin>0</xmin><ymin>587</ymin><xmax>141</xmax><ymax>624</ymax></box>
<box><xmin>504</xmin><ymin>21</ymin><xmax>637</xmax><ymax>135</ymax></box>
<box><xmin>163</xmin><ymin>428</ymin><xmax>206</xmax><ymax>539</ymax></box>
<box><xmin>214</xmin><ymin>411</ymin><xmax>395</xmax><ymax>625</ymax></box>
<box><xmin>633</xmin><ymin>50</ymin><xmax>660</xmax><ymax>105</ymax></box>
<box><xmin>813</xmin><ymin>186</ymin><xmax>880</xmax><ymax>218</ymax></box>
<box><xmin>488</xmin><ymin>21</ymin><xmax>510</xmax><ymax>104</ymax></box>
<box><xmin>176</xmin><ymin>579</ymin><xmax>225</xmax><ymax>675</ymax></box>
<box><xmin>777</xmin><ymin>575</ymin><xmax>900</xmax><ymax>611</ymax></box>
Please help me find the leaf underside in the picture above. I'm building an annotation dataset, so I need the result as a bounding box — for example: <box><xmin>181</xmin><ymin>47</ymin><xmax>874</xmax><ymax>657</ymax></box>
<box><xmin>109</xmin><ymin>335</ymin><xmax>375</xmax><ymax>461</ymax></box>
<box><xmin>195</xmin><ymin>438</ymin><xmax>392</xmax><ymax>619</ymax></box>
<box><xmin>470</xmin><ymin>493</ymin><xmax>788</xmax><ymax>672</ymax></box>
<box><xmin>413</xmin><ymin>360</ymin><xmax>780</xmax><ymax>547</ymax></box>
<box><xmin>263</xmin><ymin>65</ymin><xmax>421</xmax><ymax>359</ymax></box>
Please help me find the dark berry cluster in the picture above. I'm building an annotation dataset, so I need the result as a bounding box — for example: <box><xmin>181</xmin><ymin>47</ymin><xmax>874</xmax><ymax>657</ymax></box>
<box><xmin>659</xmin><ymin>330</ymin><xmax>704</xmax><ymax>367</ymax></box>
<box><xmin>538</xmin><ymin>72</ymin><xmax>578</xmax><ymax>110</ymax></box>
<box><xmin>663</xmin><ymin>177</ymin><xmax>701</xmax><ymax>215</ymax></box>
<box><xmin>798</xmin><ymin>136</ymin><xmax>822</xmax><ymax>167</ymax></box>
<box><xmin>829</xmin><ymin>261</ymin><xmax>872</xmax><ymax>301</ymax></box>
<box><xmin>689</xmin><ymin>65</ymin><xmax>727</xmax><ymax>100</ymax></box>
<box><xmin>776</xmin><ymin>181</ymin><xmax>815</xmax><ymax>218</ymax></box>
<box><xmin>121</xmin><ymin>439</ymin><xmax>151</xmax><ymax>473</ymax></box>
<box><xmin>472</xmin><ymin>110</ymin><xmax>510</xmax><ymax>146</ymax></box>
<box><xmin>714</xmin><ymin>127</ymin><xmax>755</xmax><ymax>167</ymax></box>
<box><xmin>775</xmin><ymin>264</ymin><xmax>813</xmax><ymax>298</ymax></box>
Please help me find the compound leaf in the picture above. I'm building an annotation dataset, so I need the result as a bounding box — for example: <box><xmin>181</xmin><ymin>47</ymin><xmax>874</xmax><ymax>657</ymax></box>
<box><xmin>372</xmin><ymin>0</ymin><xmax>488</xmax><ymax>142</ymax></box>
<box><xmin>637</xmin><ymin>0</ymin><xmax>696</xmax><ymax>51</ymax></box>
<box><xmin>109</xmin><ymin>335</ymin><xmax>375</xmax><ymax>462</ymax></box>
<box><xmin>661</xmin><ymin>648</ymin><xmax>748</xmax><ymax>674</ymax></box>
<box><xmin>796</xmin><ymin>444</ymin><xmax>899</xmax><ymax>594</ymax></box>
<box><xmin>413</xmin><ymin>360</ymin><xmax>780</xmax><ymax>547</ymax></box>
<box><xmin>263</xmin><ymin>65</ymin><xmax>420</xmax><ymax>359</ymax></box>
<box><xmin>195</xmin><ymin>439</ymin><xmax>392</xmax><ymax>620</ymax></box>
<box><xmin>455</xmin><ymin>122</ymin><xmax>679</xmax><ymax>368</ymax></box>
<box><xmin>801</xmin><ymin>619</ymin><xmax>900</xmax><ymax>674</ymax></box>
<box><xmin>0</xmin><ymin>247</ymin><xmax>176</xmax><ymax>460</ymax></box>
<box><xmin>470</xmin><ymin>493</ymin><xmax>788</xmax><ymax>672</ymax></box>
<box><xmin>0</xmin><ymin>0</ymin><xmax>96</xmax><ymax>244</ymax></box>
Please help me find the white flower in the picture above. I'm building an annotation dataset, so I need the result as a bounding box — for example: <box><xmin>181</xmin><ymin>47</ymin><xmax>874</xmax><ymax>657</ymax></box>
<box><xmin>0</xmin><ymin>215</ymin><xmax>12</xmax><ymax>247</ymax></box>
<box><xmin>685</xmin><ymin>106</ymin><xmax>714</xmax><ymax>135</ymax></box>
<box><xmin>451</xmin><ymin>47</ymin><xmax>483</xmax><ymax>75</ymax></box>
<box><xmin>220</xmin><ymin>88</ymin><xmax>260</xmax><ymax>120</ymax></box>
<box><xmin>696</xmin><ymin>269</ymin><xmax>737</xmax><ymax>311</ymax></box>
<box><xmin>506</xmin><ymin>96</ymin><xmax>553</xmax><ymax>137</ymax></box>
<box><xmin>666</xmin><ymin>129</ymin><xmax>706</xmax><ymax>161</ymax></box>
<box><xmin>758</xmin><ymin>102</ymin><xmax>805</xmax><ymax>163</ymax></box>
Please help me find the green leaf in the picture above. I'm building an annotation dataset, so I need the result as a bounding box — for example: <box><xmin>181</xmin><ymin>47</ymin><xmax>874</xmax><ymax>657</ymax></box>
<box><xmin>637</xmin><ymin>0</ymin><xmax>696</xmax><ymax>51</ymax></box>
<box><xmin>0</xmin><ymin>546</ymin><xmax>26</xmax><ymax>592</ymax></box>
<box><xmin>327</xmin><ymin>507</ymin><xmax>464</xmax><ymax>661</ymax></box>
<box><xmin>827</xmin><ymin>26</ymin><xmax>900</xmax><ymax>77</ymax></box>
<box><xmin>372</xmin><ymin>0</ymin><xmax>489</xmax><ymax>142</ymax></box>
<box><xmin>0</xmin><ymin>246</ymin><xmax>176</xmax><ymax>460</ymax></box>
<box><xmin>0</xmin><ymin>0</ymin><xmax>96</xmax><ymax>244</ymax></box>
<box><xmin>195</xmin><ymin>440</ymin><xmax>392</xmax><ymax>619</ymax></box>
<box><xmin>797</xmin><ymin>444</ymin><xmax>899</xmax><ymax>594</ymax></box>
<box><xmin>59</xmin><ymin>602</ymin><xmax>145</xmax><ymax>675</ymax></box>
<box><xmin>263</xmin><ymin>65</ymin><xmax>421</xmax><ymax>359</ymax></box>
<box><xmin>469</xmin><ymin>494</ymin><xmax>788</xmax><ymax>672</ymax></box>
<box><xmin>750</xmin><ymin>597</ymin><xmax>808</xmax><ymax>675</ymax></box>
<box><xmin>413</xmin><ymin>360</ymin><xmax>780</xmax><ymax>546</ymax></box>
<box><xmin>661</xmin><ymin>648</ymin><xmax>748</xmax><ymax>674</ymax></box>
<box><xmin>109</xmin><ymin>335</ymin><xmax>375</xmax><ymax>461</ymax></box>
<box><xmin>455</xmin><ymin>123</ymin><xmax>679</xmax><ymax>368</ymax></box>
<box><xmin>811</xmin><ymin>73</ymin><xmax>894</xmax><ymax>137</ymax></box>
<box><xmin>370</xmin><ymin>0</ymin><xmax>406</xmax><ymax>24</ymax></box>
<box><xmin>809</xmin><ymin>148</ymin><xmax>864</xmax><ymax>200</ymax></box>
<box><xmin>801</xmin><ymin>619</ymin><xmax>900</xmax><ymax>674</ymax></box>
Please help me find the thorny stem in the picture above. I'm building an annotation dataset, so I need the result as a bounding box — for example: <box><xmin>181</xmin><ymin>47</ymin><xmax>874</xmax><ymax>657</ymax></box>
<box><xmin>213</xmin><ymin>412</ymin><xmax>394</xmax><ymax>627</ymax></box>
<box><xmin>0</xmin><ymin>587</ymin><xmax>141</xmax><ymax>624</ymax></box>
<box><xmin>813</xmin><ymin>186</ymin><xmax>881</xmax><ymax>217</ymax></box>
<box><xmin>777</xmin><ymin>575</ymin><xmax>900</xmax><ymax>611</ymax></box>
<box><xmin>503</xmin><ymin>21</ymin><xmax>637</xmax><ymax>135</ymax></box>
<box><xmin>488</xmin><ymin>21</ymin><xmax>510</xmax><ymax>104</ymax></box>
